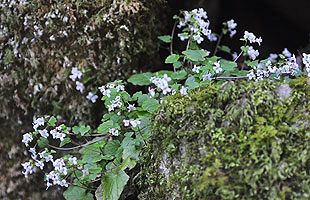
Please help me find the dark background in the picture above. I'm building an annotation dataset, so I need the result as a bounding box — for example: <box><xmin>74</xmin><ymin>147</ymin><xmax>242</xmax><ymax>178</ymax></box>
<box><xmin>167</xmin><ymin>0</ymin><xmax>310</xmax><ymax>57</ymax></box>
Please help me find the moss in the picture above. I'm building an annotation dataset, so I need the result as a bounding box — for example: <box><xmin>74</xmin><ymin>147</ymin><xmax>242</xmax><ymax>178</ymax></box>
<box><xmin>140</xmin><ymin>77</ymin><xmax>310</xmax><ymax>200</ymax></box>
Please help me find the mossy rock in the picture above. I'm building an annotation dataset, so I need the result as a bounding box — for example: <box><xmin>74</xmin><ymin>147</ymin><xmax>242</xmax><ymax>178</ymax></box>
<box><xmin>140</xmin><ymin>77</ymin><xmax>310</xmax><ymax>200</ymax></box>
<box><xmin>0</xmin><ymin>0</ymin><xmax>167</xmax><ymax>128</ymax></box>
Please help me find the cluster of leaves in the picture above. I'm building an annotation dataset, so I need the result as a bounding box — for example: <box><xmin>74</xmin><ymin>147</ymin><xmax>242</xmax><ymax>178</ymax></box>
<box><xmin>140</xmin><ymin>77</ymin><xmax>310</xmax><ymax>199</ymax></box>
<box><xmin>0</xmin><ymin>0</ymin><xmax>166</xmax><ymax>129</ymax></box>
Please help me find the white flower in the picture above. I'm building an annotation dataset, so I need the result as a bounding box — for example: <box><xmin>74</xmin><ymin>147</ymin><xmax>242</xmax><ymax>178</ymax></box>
<box><xmin>86</xmin><ymin>92</ymin><xmax>98</xmax><ymax>103</ymax></box>
<box><xmin>203</xmin><ymin>73</ymin><xmax>212</xmax><ymax>81</ymax></box>
<box><xmin>148</xmin><ymin>87</ymin><xmax>156</xmax><ymax>97</ymax></box>
<box><xmin>130</xmin><ymin>120</ymin><xmax>141</xmax><ymax>128</ymax></box>
<box><xmin>75</xmin><ymin>81</ymin><xmax>84</xmax><ymax>93</ymax></box>
<box><xmin>109</xmin><ymin>128</ymin><xmax>119</xmax><ymax>136</ymax></box>
<box><xmin>244</xmin><ymin>31</ymin><xmax>256</xmax><ymax>43</ymax></box>
<box><xmin>69</xmin><ymin>67</ymin><xmax>82</xmax><ymax>81</ymax></box>
<box><xmin>22</xmin><ymin>133</ymin><xmax>33</xmax><ymax>147</ymax></box>
<box><xmin>268</xmin><ymin>53</ymin><xmax>278</xmax><ymax>62</ymax></box>
<box><xmin>232</xmin><ymin>52</ymin><xmax>238</xmax><ymax>60</ymax></box>
<box><xmin>35</xmin><ymin>160</ymin><xmax>44</xmax><ymax>170</ymax></box>
<box><xmin>302</xmin><ymin>53</ymin><xmax>310</xmax><ymax>77</ymax></box>
<box><xmin>33</xmin><ymin>117</ymin><xmax>44</xmax><ymax>130</ymax></box>
<box><xmin>22</xmin><ymin>161</ymin><xmax>35</xmax><ymax>177</ymax></box>
<box><xmin>123</xmin><ymin>120</ymin><xmax>130</xmax><ymax>127</ymax></box>
<box><xmin>127</xmin><ymin>103</ymin><xmax>136</xmax><ymax>112</ymax></box>
<box><xmin>282</xmin><ymin>48</ymin><xmax>292</xmax><ymax>58</ymax></box>
<box><xmin>193</xmin><ymin>34</ymin><xmax>204</xmax><ymax>44</ymax></box>
<box><xmin>108</xmin><ymin>96</ymin><xmax>122</xmax><ymax>112</ymax></box>
<box><xmin>227</xmin><ymin>19</ymin><xmax>237</xmax><ymax>30</ymax></box>
<box><xmin>192</xmin><ymin>65</ymin><xmax>201</xmax><ymax>73</ymax></box>
<box><xmin>98</xmin><ymin>86</ymin><xmax>111</xmax><ymax>97</ymax></box>
<box><xmin>213</xmin><ymin>61</ymin><xmax>223</xmax><ymax>73</ymax></box>
<box><xmin>178</xmin><ymin>33</ymin><xmax>189</xmax><ymax>41</ymax></box>
<box><xmin>68</xmin><ymin>156</ymin><xmax>78</xmax><ymax>165</ymax></box>
<box><xmin>50</xmin><ymin>129</ymin><xmax>66</xmax><ymax>141</ymax></box>
<box><xmin>53</xmin><ymin>158</ymin><xmax>67</xmax><ymax>175</ymax></box>
<box><xmin>207</xmin><ymin>33</ymin><xmax>217</xmax><ymax>41</ymax></box>
<box><xmin>150</xmin><ymin>75</ymin><xmax>172</xmax><ymax>95</ymax></box>
<box><xmin>227</xmin><ymin>19</ymin><xmax>237</xmax><ymax>37</ymax></box>
<box><xmin>180</xmin><ymin>86</ymin><xmax>188</xmax><ymax>95</ymax></box>
<box><xmin>247</xmin><ymin>70</ymin><xmax>256</xmax><ymax>80</ymax></box>
<box><xmin>39</xmin><ymin>129</ymin><xmax>49</xmax><ymax>138</ymax></box>
<box><xmin>247</xmin><ymin>46</ymin><xmax>259</xmax><ymax>60</ymax></box>
<box><xmin>229</xmin><ymin>30</ymin><xmax>237</xmax><ymax>38</ymax></box>
<box><xmin>49</xmin><ymin>35</ymin><xmax>55</xmax><ymax>41</ymax></box>
<box><xmin>39</xmin><ymin>151</ymin><xmax>53</xmax><ymax>162</ymax></box>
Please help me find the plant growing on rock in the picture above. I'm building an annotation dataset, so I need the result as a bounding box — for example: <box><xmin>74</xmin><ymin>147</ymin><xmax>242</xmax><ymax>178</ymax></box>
<box><xmin>21</xmin><ymin>7</ymin><xmax>310</xmax><ymax>200</ymax></box>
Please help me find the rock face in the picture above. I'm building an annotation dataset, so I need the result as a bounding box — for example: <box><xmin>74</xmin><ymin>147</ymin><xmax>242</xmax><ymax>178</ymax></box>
<box><xmin>140</xmin><ymin>77</ymin><xmax>310</xmax><ymax>200</ymax></box>
<box><xmin>0</xmin><ymin>0</ymin><xmax>167</xmax><ymax>128</ymax></box>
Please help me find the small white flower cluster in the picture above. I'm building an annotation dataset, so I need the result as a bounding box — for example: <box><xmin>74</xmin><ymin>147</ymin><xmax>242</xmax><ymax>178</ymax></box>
<box><xmin>33</xmin><ymin>117</ymin><xmax>45</xmax><ymax>130</ymax></box>
<box><xmin>243</xmin><ymin>31</ymin><xmax>262</xmax><ymax>45</ymax></box>
<box><xmin>247</xmin><ymin>55</ymin><xmax>301</xmax><ymax>81</ymax></box>
<box><xmin>86</xmin><ymin>92</ymin><xmax>98</xmax><ymax>103</ymax></box>
<box><xmin>180</xmin><ymin>86</ymin><xmax>188</xmax><ymax>95</ymax></box>
<box><xmin>226</xmin><ymin>19</ymin><xmax>237</xmax><ymax>37</ymax></box>
<box><xmin>177</xmin><ymin>8</ymin><xmax>214</xmax><ymax>44</ymax></box>
<box><xmin>213</xmin><ymin>61</ymin><xmax>223</xmax><ymax>74</ymax></box>
<box><xmin>46</xmin><ymin>156</ymin><xmax>77</xmax><ymax>189</ymax></box>
<box><xmin>282</xmin><ymin>48</ymin><xmax>292</xmax><ymax>58</ymax></box>
<box><xmin>243</xmin><ymin>31</ymin><xmax>262</xmax><ymax>60</ymax></box>
<box><xmin>99</xmin><ymin>82</ymin><xmax>125</xmax><ymax>98</ymax></box>
<box><xmin>109</xmin><ymin>128</ymin><xmax>119</xmax><ymax>136</ymax></box>
<box><xmin>50</xmin><ymin>126</ymin><xmax>66</xmax><ymax>141</ymax></box>
<box><xmin>107</xmin><ymin>96</ymin><xmax>123</xmax><ymax>112</ymax></box>
<box><xmin>150</xmin><ymin>74</ymin><xmax>172</xmax><ymax>95</ymax></box>
<box><xmin>192</xmin><ymin>65</ymin><xmax>201</xmax><ymax>73</ymax></box>
<box><xmin>302</xmin><ymin>53</ymin><xmax>310</xmax><ymax>77</ymax></box>
<box><xmin>248</xmin><ymin>46</ymin><xmax>260</xmax><ymax>60</ymax></box>
<box><xmin>22</xmin><ymin>142</ymin><xmax>78</xmax><ymax>189</ymax></box>
<box><xmin>69</xmin><ymin>67</ymin><xmax>84</xmax><ymax>93</ymax></box>
<box><xmin>123</xmin><ymin>119</ymin><xmax>141</xmax><ymax>128</ymax></box>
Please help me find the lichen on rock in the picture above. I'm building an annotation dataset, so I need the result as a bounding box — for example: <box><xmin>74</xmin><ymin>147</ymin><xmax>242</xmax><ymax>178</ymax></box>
<box><xmin>139</xmin><ymin>77</ymin><xmax>310</xmax><ymax>200</ymax></box>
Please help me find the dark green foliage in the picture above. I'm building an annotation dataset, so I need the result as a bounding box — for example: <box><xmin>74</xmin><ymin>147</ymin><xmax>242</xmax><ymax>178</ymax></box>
<box><xmin>140</xmin><ymin>77</ymin><xmax>310</xmax><ymax>200</ymax></box>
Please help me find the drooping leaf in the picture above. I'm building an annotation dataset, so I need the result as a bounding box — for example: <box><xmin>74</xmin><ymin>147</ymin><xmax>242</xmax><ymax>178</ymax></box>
<box><xmin>170</xmin><ymin>70</ymin><xmax>187</xmax><ymax>80</ymax></box>
<box><xmin>158</xmin><ymin>35</ymin><xmax>172</xmax><ymax>43</ymax></box>
<box><xmin>128</xmin><ymin>73</ymin><xmax>153</xmax><ymax>86</ymax></box>
<box><xmin>182</xmin><ymin>49</ymin><xmax>209</xmax><ymax>62</ymax></box>
<box><xmin>48</xmin><ymin>116</ymin><xmax>57</xmax><ymax>127</ymax></box>
<box><xmin>102</xmin><ymin>170</ymin><xmax>129</xmax><ymax>200</ymax></box>
<box><xmin>220</xmin><ymin>59</ymin><xmax>237</xmax><ymax>72</ymax></box>
<box><xmin>63</xmin><ymin>186</ymin><xmax>94</xmax><ymax>200</ymax></box>
<box><xmin>165</xmin><ymin>54</ymin><xmax>180</xmax><ymax>64</ymax></box>
<box><xmin>60</xmin><ymin>138</ymin><xmax>71</xmax><ymax>147</ymax></box>
<box><xmin>142</xmin><ymin>98</ymin><xmax>159</xmax><ymax>113</ymax></box>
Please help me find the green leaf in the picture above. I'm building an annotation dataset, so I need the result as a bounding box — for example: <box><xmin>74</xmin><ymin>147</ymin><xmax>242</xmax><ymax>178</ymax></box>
<box><xmin>182</xmin><ymin>49</ymin><xmax>209</xmax><ymax>62</ymax></box>
<box><xmin>48</xmin><ymin>116</ymin><xmax>57</xmax><ymax>127</ymax></box>
<box><xmin>64</xmin><ymin>186</ymin><xmax>94</xmax><ymax>200</ymax></box>
<box><xmin>165</xmin><ymin>54</ymin><xmax>180</xmax><ymax>64</ymax></box>
<box><xmin>72</xmin><ymin>125</ymin><xmax>91</xmax><ymax>136</ymax></box>
<box><xmin>185</xmin><ymin>76</ymin><xmax>200</xmax><ymax>90</ymax></box>
<box><xmin>104</xmin><ymin>140</ymin><xmax>121</xmax><ymax>156</ymax></box>
<box><xmin>37</xmin><ymin>137</ymin><xmax>48</xmax><ymax>148</ymax></box>
<box><xmin>173</xmin><ymin>61</ymin><xmax>182</xmax><ymax>69</ymax></box>
<box><xmin>219</xmin><ymin>45</ymin><xmax>231</xmax><ymax>54</ymax></box>
<box><xmin>158</xmin><ymin>35</ymin><xmax>172</xmax><ymax>43</ymax></box>
<box><xmin>220</xmin><ymin>59</ymin><xmax>237</xmax><ymax>72</ymax></box>
<box><xmin>128</xmin><ymin>72</ymin><xmax>153</xmax><ymax>86</ymax></box>
<box><xmin>97</xmin><ymin>120</ymin><xmax>114</xmax><ymax>134</ymax></box>
<box><xmin>170</xmin><ymin>69</ymin><xmax>187</xmax><ymax>80</ymax></box>
<box><xmin>102</xmin><ymin>170</ymin><xmax>129</xmax><ymax>200</ymax></box>
<box><xmin>142</xmin><ymin>98</ymin><xmax>159</xmax><ymax>113</ymax></box>
<box><xmin>60</xmin><ymin>138</ymin><xmax>71</xmax><ymax>147</ymax></box>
